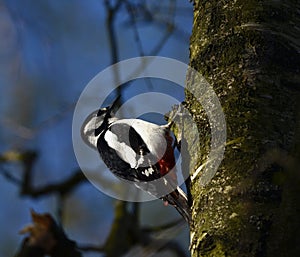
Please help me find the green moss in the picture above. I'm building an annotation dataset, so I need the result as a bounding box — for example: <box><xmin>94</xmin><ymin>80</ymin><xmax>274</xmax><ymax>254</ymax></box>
<box><xmin>188</xmin><ymin>0</ymin><xmax>299</xmax><ymax>256</ymax></box>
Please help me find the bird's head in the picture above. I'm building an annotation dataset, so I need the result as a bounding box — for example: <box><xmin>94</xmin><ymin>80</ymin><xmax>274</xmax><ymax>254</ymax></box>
<box><xmin>81</xmin><ymin>95</ymin><xmax>121</xmax><ymax>149</ymax></box>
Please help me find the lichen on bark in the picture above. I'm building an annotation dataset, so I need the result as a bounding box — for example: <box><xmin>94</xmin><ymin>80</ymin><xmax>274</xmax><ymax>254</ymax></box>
<box><xmin>186</xmin><ymin>0</ymin><xmax>300</xmax><ymax>256</ymax></box>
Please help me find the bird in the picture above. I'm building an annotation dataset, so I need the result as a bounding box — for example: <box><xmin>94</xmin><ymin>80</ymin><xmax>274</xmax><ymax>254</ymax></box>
<box><xmin>81</xmin><ymin>96</ymin><xmax>191</xmax><ymax>223</ymax></box>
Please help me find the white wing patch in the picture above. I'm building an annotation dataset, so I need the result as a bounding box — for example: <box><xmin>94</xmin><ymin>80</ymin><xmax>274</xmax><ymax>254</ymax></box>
<box><xmin>104</xmin><ymin>130</ymin><xmax>137</xmax><ymax>168</ymax></box>
<box><xmin>112</xmin><ymin>119</ymin><xmax>167</xmax><ymax>161</ymax></box>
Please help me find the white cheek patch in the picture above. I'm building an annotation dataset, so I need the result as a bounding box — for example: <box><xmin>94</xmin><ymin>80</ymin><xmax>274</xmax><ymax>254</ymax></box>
<box><xmin>81</xmin><ymin>114</ymin><xmax>101</xmax><ymax>149</ymax></box>
<box><xmin>86</xmin><ymin>133</ymin><xmax>99</xmax><ymax>149</ymax></box>
<box><xmin>104</xmin><ymin>130</ymin><xmax>137</xmax><ymax>168</ymax></box>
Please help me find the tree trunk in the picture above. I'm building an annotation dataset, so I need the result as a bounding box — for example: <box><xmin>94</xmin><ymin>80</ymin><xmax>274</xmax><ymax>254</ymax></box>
<box><xmin>186</xmin><ymin>0</ymin><xmax>300</xmax><ymax>256</ymax></box>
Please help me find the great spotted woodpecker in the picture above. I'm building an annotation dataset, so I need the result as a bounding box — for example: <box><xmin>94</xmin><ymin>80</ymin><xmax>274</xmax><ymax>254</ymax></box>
<box><xmin>81</xmin><ymin>97</ymin><xmax>191</xmax><ymax>223</ymax></box>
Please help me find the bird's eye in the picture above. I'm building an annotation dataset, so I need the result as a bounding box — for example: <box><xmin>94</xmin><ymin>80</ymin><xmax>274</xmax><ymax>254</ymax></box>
<box><xmin>97</xmin><ymin>107</ymin><xmax>108</xmax><ymax>117</ymax></box>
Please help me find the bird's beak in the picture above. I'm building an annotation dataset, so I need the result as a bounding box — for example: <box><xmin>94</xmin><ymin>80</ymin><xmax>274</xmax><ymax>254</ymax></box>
<box><xmin>101</xmin><ymin>94</ymin><xmax>121</xmax><ymax>117</ymax></box>
<box><xmin>109</xmin><ymin>94</ymin><xmax>121</xmax><ymax>113</ymax></box>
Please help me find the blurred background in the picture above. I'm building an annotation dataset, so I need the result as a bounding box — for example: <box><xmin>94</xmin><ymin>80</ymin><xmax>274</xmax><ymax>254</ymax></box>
<box><xmin>0</xmin><ymin>0</ymin><xmax>193</xmax><ymax>256</ymax></box>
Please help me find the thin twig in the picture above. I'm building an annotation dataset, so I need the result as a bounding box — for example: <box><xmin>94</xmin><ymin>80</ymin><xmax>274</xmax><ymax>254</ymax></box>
<box><xmin>0</xmin><ymin>165</ymin><xmax>21</xmax><ymax>185</ymax></box>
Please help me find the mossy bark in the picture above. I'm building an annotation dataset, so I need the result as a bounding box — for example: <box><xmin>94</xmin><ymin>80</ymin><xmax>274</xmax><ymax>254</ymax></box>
<box><xmin>186</xmin><ymin>0</ymin><xmax>300</xmax><ymax>256</ymax></box>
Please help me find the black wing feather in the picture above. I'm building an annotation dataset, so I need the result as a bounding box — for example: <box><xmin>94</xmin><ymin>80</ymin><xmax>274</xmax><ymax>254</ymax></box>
<box><xmin>97</xmin><ymin>122</ymin><xmax>161</xmax><ymax>182</ymax></box>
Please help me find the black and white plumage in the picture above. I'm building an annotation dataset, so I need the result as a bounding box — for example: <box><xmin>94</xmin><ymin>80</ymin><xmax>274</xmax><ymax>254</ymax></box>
<box><xmin>81</xmin><ymin>99</ymin><xmax>191</xmax><ymax>223</ymax></box>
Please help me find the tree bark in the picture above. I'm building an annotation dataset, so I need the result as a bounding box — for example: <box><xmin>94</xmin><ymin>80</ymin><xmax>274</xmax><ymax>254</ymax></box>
<box><xmin>187</xmin><ymin>0</ymin><xmax>300</xmax><ymax>256</ymax></box>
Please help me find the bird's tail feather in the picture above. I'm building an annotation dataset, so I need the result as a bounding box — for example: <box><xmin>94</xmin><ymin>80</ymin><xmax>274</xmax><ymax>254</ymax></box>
<box><xmin>164</xmin><ymin>187</ymin><xmax>192</xmax><ymax>224</ymax></box>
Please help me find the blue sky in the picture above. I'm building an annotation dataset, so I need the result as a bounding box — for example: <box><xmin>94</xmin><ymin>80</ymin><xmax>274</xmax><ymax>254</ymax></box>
<box><xmin>0</xmin><ymin>1</ymin><xmax>193</xmax><ymax>256</ymax></box>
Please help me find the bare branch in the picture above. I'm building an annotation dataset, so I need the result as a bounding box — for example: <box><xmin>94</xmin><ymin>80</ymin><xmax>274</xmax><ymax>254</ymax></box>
<box><xmin>21</xmin><ymin>170</ymin><xmax>87</xmax><ymax>198</ymax></box>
